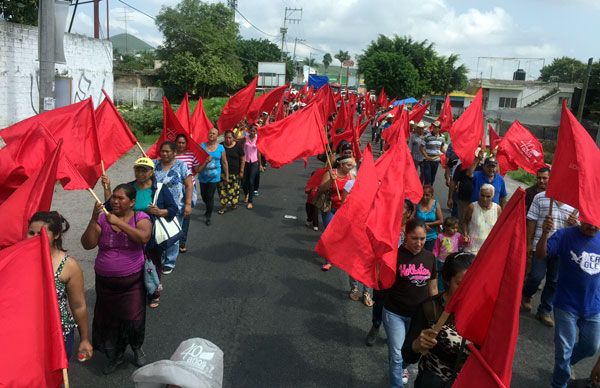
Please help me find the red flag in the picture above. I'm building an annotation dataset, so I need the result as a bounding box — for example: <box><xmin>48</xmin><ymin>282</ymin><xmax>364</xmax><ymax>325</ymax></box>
<box><xmin>376</xmin><ymin>87</ymin><xmax>388</xmax><ymax>108</ymax></box>
<box><xmin>366</xmin><ymin>123</ymin><xmax>423</xmax><ymax>288</ymax></box>
<box><xmin>351</xmin><ymin>121</ymin><xmax>363</xmax><ymax>161</ymax></box>
<box><xmin>147</xmin><ymin>97</ymin><xmax>209</xmax><ymax>165</ymax></box>
<box><xmin>409</xmin><ymin>101</ymin><xmax>430</xmax><ymax>123</ymax></box>
<box><xmin>0</xmin><ymin>229</ymin><xmax>68</xmax><ymax>386</ymax></box>
<box><xmin>546</xmin><ymin>101</ymin><xmax>600</xmax><ymax>227</ymax></box>
<box><xmin>216</xmin><ymin>76</ymin><xmax>258</xmax><ymax>133</ymax></box>
<box><xmin>190</xmin><ymin>97</ymin><xmax>213</xmax><ymax>143</ymax></box>
<box><xmin>257</xmin><ymin>102</ymin><xmax>326</xmax><ymax>168</ymax></box>
<box><xmin>358</xmin><ymin>114</ymin><xmax>370</xmax><ymax>138</ymax></box>
<box><xmin>495</xmin><ymin>121</ymin><xmax>547</xmax><ymax>175</ymax></box>
<box><xmin>175</xmin><ymin>93</ymin><xmax>191</xmax><ymax>132</ymax></box>
<box><xmin>448</xmin><ymin>88</ymin><xmax>484</xmax><ymax>167</ymax></box>
<box><xmin>330</xmin><ymin>99</ymin><xmax>349</xmax><ymax>139</ymax></box>
<box><xmin>305</xmin><ymin>167</ymin><xmax>327</xmax><ymax>193</ymax></box>
<box><xmin>247</xmin><ymin>84</ymin><xmax>288</xmax><ymax>124</ymax></box>
<box><xmin>438</xmin><ymin>95</ymin><xmax>453</xmax><ymax>133</ymax></box>
<box><xmin>315</xmin><ymin>145</ymin><xmax>381</xmax><ymax>288</ymax></box>
<box><xmin>314</xmin><ymin>84</ymin><xmax>336</xmax><ymax>122</ymax></box>
<box><xmin>488</xmin><ymin>123</ymin><xmax>501</xmax><ymax>149</ymax></box>
<box><xmin>275</xmin><ymin>93</ymin><xmax>286</xmax><ymax>122</ymax></box>
<box><xmin>2</xmin><ymin>99</ymin><xmax>102</xmax><ymax>188</ymax></box>
<box><xmin>0</xmin><ymin>140</ymin><xmax>62</xmax><ymax>249</ymax></box>
<box><xmin>446</xmin><ymin>189</ymin><xmax>527</xmax><ymax>387</ymax></box>
<box><xmin>96</xmin><ymin>90</ymin><xmax>137</xmax><ymax>171</ymax></box>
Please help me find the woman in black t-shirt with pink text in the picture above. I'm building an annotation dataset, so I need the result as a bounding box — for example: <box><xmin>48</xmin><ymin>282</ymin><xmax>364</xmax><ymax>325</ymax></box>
<box><xmin>383</xmin><ymin>218</ymin><xmax>438</xmax><ymax>388</ymax></box>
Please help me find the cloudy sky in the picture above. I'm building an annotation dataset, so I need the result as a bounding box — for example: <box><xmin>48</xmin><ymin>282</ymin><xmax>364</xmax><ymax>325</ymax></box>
<box><xmin>69</xmin><ymin>0</ymin><xmax>599</xmax><ymax>80</ymax></box>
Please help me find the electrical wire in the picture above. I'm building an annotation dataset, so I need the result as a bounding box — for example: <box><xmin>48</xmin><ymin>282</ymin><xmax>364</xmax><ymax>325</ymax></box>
<box><xmin>235</xmin><ymin>8</ymin><xmax>278</xmax><ymax>38</ymax></box>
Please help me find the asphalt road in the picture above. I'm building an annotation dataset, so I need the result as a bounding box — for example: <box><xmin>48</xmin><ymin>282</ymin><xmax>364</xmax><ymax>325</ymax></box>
<box><xmin>63</xmin><ymin>135</ymin><xmax>597</xmax><ymax>387</ymax></box>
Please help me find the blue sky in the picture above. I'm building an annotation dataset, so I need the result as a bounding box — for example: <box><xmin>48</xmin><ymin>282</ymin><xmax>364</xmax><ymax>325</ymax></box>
<box><xmin>69</xmin><ymin>0</ymin><xmax>599</xmax><ymax>80</ymax></box>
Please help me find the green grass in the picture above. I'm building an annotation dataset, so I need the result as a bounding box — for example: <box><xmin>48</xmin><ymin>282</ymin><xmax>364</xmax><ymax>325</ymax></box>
<box><xmin>506</xmin><ymin>168</ymin><xmax>536</xmax><ymax>186</ymax></box>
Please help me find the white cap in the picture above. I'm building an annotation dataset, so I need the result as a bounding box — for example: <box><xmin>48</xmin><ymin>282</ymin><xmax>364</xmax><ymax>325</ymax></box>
<box><xmin>417</xmin><ymin>121</ymin><xmax>425</xmax><ymax>128</ymax></box>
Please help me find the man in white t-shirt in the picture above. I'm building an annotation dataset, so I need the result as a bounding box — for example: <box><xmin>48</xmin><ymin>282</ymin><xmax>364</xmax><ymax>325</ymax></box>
<box><xmin>522</xmin><ymin>190</ymin><xmax>578</xmax><ymax>327</ymax></box>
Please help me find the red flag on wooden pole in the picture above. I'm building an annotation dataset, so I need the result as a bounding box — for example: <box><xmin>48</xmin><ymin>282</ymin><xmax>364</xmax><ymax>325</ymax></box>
<box><xmin>495</xmin><ymin>120</ymin><xmax>547</xmax><ymax>175</ymax></box>
<box><xmin>546</xmin><ymin>101</ymin><xmax>600</xmax><ymax>227</ymax></box>
<box><xmin>190</xmin><ymin>97</ymin><xmax>213</xmax><ymax>143</ymax></box>
<box><xmin>0</xmin><ymin>229</ymin><xmax>68</xmax><ymax>387</ymax></box>
<box><xmin>438</xmin><ymin>95</ymin><xmax>453</xmax><ymax>133</ymax></box>
<box><xmin>448</xmin><ymin>88</ymin><xmax>484</xmax><ymax>167</ymax></box>
<box><xmin>216</xmin><ymin>76</ymin><xmax>258</xmax><ymax>133</ymax></box>
<box><xmin>445</xmin><ymin>189</ymin><xmax>527</xmax><ymax>387</ymax></box>
<box><xmin>175</xmin><ymin>92</ymin><xmax>191</xmax><ymax>132</ymax></box>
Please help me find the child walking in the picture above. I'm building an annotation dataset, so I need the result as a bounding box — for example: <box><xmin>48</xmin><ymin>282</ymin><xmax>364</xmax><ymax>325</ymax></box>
<box><xmin>433</xmin><ymin>217</ymin><xmax>467</xmax><ymax>292</ymax></box>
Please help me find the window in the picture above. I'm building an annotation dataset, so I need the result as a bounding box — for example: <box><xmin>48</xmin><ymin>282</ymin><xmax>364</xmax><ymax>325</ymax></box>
<box><xmin>499</xmin><ymin>97</ymin><xmax>517</xmax><ymax>108</ymax></box>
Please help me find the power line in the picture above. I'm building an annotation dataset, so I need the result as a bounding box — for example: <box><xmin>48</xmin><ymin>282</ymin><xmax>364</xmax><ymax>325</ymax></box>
<box><xmin>235</xmin><ymin>8</ymin><xmax>278</xmax><ymax>38</ymax></box>
<box><xmin>297</xmin><ymin>40</ymin><xmax>327</xmax><ymax>54</ymax></box>
<box><xmin>117</xmin><ymin>0</ymin><xmax>155</xmax><ymax>20</ymax></box>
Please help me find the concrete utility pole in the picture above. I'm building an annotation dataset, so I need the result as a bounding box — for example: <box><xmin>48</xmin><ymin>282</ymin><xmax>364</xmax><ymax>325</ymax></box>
<box><xmin>577</xmin><ymin>57</ymin><xmax>594</xmax><ymax>122</ymax></box>
<box><xmin>38</xmin><ymin>0</ymin><xmax>56</xmax><ymax>113</ymax></box>
<box><xmin>280</xmin><ymin>7</ymin><xmax>302</xmax><ymax>61</ymax></box>
<box><xmin>227</xmin><ymin>0</ymin><xmax>237</xmax><ymax>21</ymax></box>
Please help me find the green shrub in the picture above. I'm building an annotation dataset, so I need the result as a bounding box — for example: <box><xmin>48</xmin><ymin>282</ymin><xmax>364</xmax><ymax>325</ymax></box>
<box><xmin>507</xmin><ymin>168</ymin><xmax>536</xmax><ymax>186</ymax></box>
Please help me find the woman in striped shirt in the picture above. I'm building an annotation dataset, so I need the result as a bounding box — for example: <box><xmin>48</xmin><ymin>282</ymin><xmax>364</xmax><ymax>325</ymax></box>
<box><xmin>175</xmin><ymin>135</ymin><xmax>202</xmax><ymax>253</ymax></box>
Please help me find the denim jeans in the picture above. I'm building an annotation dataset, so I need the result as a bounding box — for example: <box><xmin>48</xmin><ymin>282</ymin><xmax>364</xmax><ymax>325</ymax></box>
<box><xmin>383</xmin><ymin>308</ymin><xmax>412</xmax><ymax>388</ymax></box>
<box><xmin>422</xmin><ymin>160</ymin><xmax>440</xmax><ymax>185</ymax></box>
<box><xmin>321</xmin><ymin>208</ymin><xmax>337</xmax><ymax>229</ymax></box>
<box><xmin>552</xmin><ymin>308</ymin><xmax>600</xmax><ymax>388</ymax></box>
<box><xmin>163</xmin><ymin>215</ymin><xmax>183</xmax><ymax>269</ymax></box>
<box><xmin>180</xmin><ymin>215</ymin><xmax>190</xmax><ymax>246</ymax></box>
<box><xmin>349</xmin><ymin>276</ymin><xmax>372</xmax><ymax>294</ymax></box>
<box><xmin>523</xmin><ymin>254</ymin><xmax>559</xmax><ymax>314</ymax></box>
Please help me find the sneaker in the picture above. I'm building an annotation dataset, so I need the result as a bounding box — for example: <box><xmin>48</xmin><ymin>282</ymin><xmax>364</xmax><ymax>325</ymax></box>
<box><xmin>536</xmin><ymin>312</ymin><xmax>555</xmax><ymax>327</ymax></box>
<box><xmin>313</xmin><ymin>226</ymin><xmax>319</xmax><ymax>231</ymax></box>
<box><xmin>133</xmin><ymin>347</ymin><xmax>147</xmax><ymax>367</ymax></box>
<box><xmin>365</xmin><ymin>325</ymin><xmax>379</xmax><ymax>346</ymax></box>
<box><xmin>349</xmin><ymin>288</ymin><xmax>361</xmax><ymax>301</ymax></box>
<box><xmin>363</xmin><ymin>292</ymin><xmax>374</xmax><ymax>307</ymax></box>
<box><xmin>162</xmin><ymin>266</ymin><xmax>174</xmax><ymax>275</ymax></box>
<box><xmin>521</xmin><ymin>295</ymin><xmax>533</xmax><ymax>312</ymax></box>
<box><xmin>402</xmin><ymin>369</ymin><xmax>409</xmax><ymax>385</ymax></box>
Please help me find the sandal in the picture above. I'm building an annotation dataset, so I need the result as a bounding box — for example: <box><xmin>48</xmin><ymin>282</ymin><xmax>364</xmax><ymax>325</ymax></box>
<box><xmin>321</xmin><ymin>263</ymin><xmax>332</xmax><ymax>271</ymax></box>
<box><xmin>149</xmin><ymin>299</ymin><xmax>160</xmax><ymax>308</ymax></box>
<box><xmin>217</xmin><ymin>208</ymin><xmax>227</xmax><ymax>215</ymax></box>
<box><xmin>247</xmin><ymin>203</ymin><xmax>254</xmax><ymax>209</ymax></box>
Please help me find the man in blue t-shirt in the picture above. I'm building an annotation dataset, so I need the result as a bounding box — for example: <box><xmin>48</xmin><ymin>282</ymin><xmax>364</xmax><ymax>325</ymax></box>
<box><xmin>536</xmin><ymin>217</ymin><xmax>600</xmax><ymax>388</ymax></box>
<box><xmin>467</xmin><ymin>155</ymin><xmax>507</xmax><ymax>207</ymax></box>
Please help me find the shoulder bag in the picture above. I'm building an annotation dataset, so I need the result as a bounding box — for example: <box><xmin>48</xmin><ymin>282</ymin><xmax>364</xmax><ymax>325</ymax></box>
<box><xmin>152</xmin><ymin>182</ymin><xmax>182</xmax><ymax>249</ymax></box>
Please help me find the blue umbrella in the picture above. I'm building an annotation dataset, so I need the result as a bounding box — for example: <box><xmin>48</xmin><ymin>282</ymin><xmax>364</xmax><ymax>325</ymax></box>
<box><xmin>393</xmin><ymin>97</ymin><xmax>418</xmax><ymax>106</ymax></box>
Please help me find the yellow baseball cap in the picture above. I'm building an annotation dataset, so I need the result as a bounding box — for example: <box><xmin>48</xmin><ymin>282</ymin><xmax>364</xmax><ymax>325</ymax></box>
<box><xmin>134</xmin><ymin>157</ymin><xmax>154</xmax><ymax>169</ymax></box>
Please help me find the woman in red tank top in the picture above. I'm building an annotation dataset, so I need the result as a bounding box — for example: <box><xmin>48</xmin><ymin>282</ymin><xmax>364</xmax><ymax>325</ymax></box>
<box><xmin>317</xmin><ymin>156</ymin><xmax>356</xmax><ymax>271</ymax></box>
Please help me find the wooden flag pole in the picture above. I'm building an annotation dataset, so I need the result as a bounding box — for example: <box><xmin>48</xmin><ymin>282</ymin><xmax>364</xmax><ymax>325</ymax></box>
<box><xmin>62</xmin><ymin>368</ymin><xmax>70</xmax><ymax>388</ymax></box>
<box><xmin>548</xmin><ymin>199</ymin><xmax>554</xmax><ymax>217</ymax></box>
<box><xmin>87</xmin><ymin>188</ymin><xmax>109</xmax><ymax>215</ymax></box>
<box><xmin>319</xmin><ymin>121</ymin><xmax>342</xmax><ymax>201</ymax></box>
<box><xmin>136</xmin><ymin>142</ymin><xmax>148</xmax><ymax>157</ymax></box>
<box><xmin>101</xmin><ymin>160</ymin><xmax>106</xmax><ymax>175</ymax></box>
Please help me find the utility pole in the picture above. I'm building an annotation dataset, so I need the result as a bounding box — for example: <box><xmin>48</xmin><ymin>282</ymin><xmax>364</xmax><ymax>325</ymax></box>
<box><xmin>280</xmin><ymin>7</ymin><xmax>302</xmax><ymax>62</ymax></box>
<box><xmin>577</xmin><ymin>57</ymin><xmax>594</xmax><ymax>122</ymax></box>
<box><xmin>227</xmin><ymin>0</ymin><xmax>237</xmax><ymax>21</ymax></box>
<box><xmin>94</xmin><ymin>0</ymin><xmax>100</xmax><ymax>38</ymax></box>
<box><xmin>39</xmin><ymin>0</ymin><xmax>56</xmax><ymax>113</ymax></box>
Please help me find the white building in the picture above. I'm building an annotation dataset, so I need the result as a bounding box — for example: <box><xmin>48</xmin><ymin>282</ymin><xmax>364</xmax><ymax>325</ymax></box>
<box><xmin>0</xmin><ymin>21</ymin><xmax>113</xmax><ymax>128</ymax></box>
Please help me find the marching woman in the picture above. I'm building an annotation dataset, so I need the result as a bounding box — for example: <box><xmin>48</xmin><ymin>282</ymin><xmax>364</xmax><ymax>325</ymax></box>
<box><xmin>27</xmin><ymin>211</ymin><xmax>93</xmax><ymax>361</ymax></box>
<box><xmin>200</xmin><ymin>128</ymin><xmax>229</xmax><ymax>224</ymax></box>
<box><xmin>175</xmin><ymin>134</ymin><xmax>201</xmax><ymax>253</ymax></box>
<box><xmin>81</xmin><ymin>184</ymin><xmax>152</xmax><ymax>374</ymax></box>
<box><xmin>218</xmin><ymin>130</ymin><xmax>245</xmax><ymax>213</ymax></box>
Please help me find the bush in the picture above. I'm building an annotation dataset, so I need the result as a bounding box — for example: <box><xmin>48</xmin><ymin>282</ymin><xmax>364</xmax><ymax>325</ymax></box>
<box><xmin>117</xmin><ymin>97</ymin><xmax>229</xmax><ymax>141</ymax></box>
<box><xmin>506</xmin><ymin>168</ymin><xmax>536</xmax><ymax>186</ymax></box>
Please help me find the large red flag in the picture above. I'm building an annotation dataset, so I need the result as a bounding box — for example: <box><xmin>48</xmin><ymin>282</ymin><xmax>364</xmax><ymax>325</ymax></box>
<box><xmin>95</xmin><ymin>90</ymin><xmax>137</xmax><ymax>171</ymax></box>
<box><xmin>546</xmin><ymin>101</ymin><xmax>600</xmax><ymax>227</ymax></box>
<box><xmin>314</xmin><ymin>84</ymin><xmax>336</xmax><ymax>122</ymax></box>
<box><xmin>438</xmin><ymin>95</ymin><xmax>453</xmax><ymax>133</ymax></box>
<box><xmin>446</xmin><ymin>189</ymin><xmax>526</xmax><ymax>387</ymax></box>
<box><xmin>315</xmin><ymin>145</ymin><xmax>381</xmax><ymax>288</ymax></box>
<box><xmin>448</xmin><ymin>88</ymin><xmax>484</xmax><ymax>167</ymax></box>
<box><xmin>376</xmin><ymin>87</ymin><xmax>388</xmax><ymax>108</ymax></box>
<box><xmin>247</xmin><ymin>84</ymin><xmax>288</xmax><ymax>124</ymax></box>
<box><xmin>0</xmin><ymin>122</ymin><xmax>89</xmax><ymax>201</ymax></box>
<box><xmin>190</xmin><ymin>97</ymin><xmax>213</xmax><ymax>143</ymax></box>
<box><xmin>216</xmin><ymin>76</ymin><xmax>258</xmax><ymax>133</ymax></box>
<box><xmin>488</xmin><ymin>123</ymin><xmax>501</xmax><ymax>149</ymax></box>
<box><xmin>0</xmin><ymin>229</ymin><xmax>67</xmax><ymax>387</ymax></box>
<box><xmin>147</xmin><ymin>97</ymin><xmax>209</xmax><ymax>165</ymax></box>
<box><xmin>175</xmin><ymin>93</ymin><xmax>191</xmax><ymax>132</ymax></box>
<box><xmin>330</xmin><ymin>98</ymin><xmax>349</xmax><ymax>139</ymax></box>
<box><xmin>365</xmin><ymin>122</ymin><xmax>423</xmax><ymax>288</ymax></box>
<box><xmin>495</xmin><ymin>120</ymin><xmax>547</xmax><ymax>175</ymax></box>
<box><xmin>408</xmin><ymin>101</ymin><xmax>430</xmax><ymax>123</ymax></box>
<box><xmin>1</xmin><ymin>98</ymin><xmax>102</xmax><ymax>188</ymax></box>
<box><xmin>0</xmin><ymin>140</ymin><xmax>62</xmax><ymax>249</ymax></box>
<box><xmin>257</xmin><ymin>102</ymin><xmax>326</xmax><ymax>168</ymax></box>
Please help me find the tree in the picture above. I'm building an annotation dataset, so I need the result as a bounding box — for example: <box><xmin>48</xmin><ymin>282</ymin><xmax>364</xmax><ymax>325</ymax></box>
<box><xmin>334</xmin><ymin>50</ymin><xmax>351</xmax><ymax>83</ymax></box>
<box><xmin>539</xmin><ymin>57</ymin><xmax>587</xmax><ymax>83</ymax></box>
<box><xmin>113</xmin><ymin>51</ymin><xmax>156</xmax><ymax>73</ymax></box>
<box><xmin>323</xmin><ymin>53</ymin><xmax>332</xmax><ymax>71</ymax></box>
<box><xmin>0</xmin><ymin>0</ymin><xmax>38</xmax><ymax>25</ymax></box>
<box><xmin>302</xmin><ymin>57</ymin><xmax>316</xmax><ymax>67</ymax></box>
<box><xmin>237</xmin><ymin>38</ymin><xmax>280</xmax><ymax>83</ymax></box>
<box><xmin>358</xmin><ymin>34</ymin><xmax>468</xmax><ymax>97</ymax></box>
<box><xmin>155</xmin><ymin>0</ymin><xmax>244</xmax><ymax>98</ymax></box>
<box><xmin>361</xmin><ymin>52</ymin><xmax>420</xmax><ymax>98</ymax></box>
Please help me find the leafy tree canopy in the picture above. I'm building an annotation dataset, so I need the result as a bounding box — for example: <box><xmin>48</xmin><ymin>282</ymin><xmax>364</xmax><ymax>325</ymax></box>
<box><xmin>236</xmin><ymin>37</ymin><xmax>294</xmax><ymax>83</ymax></box>
<box><xmin>323</xmin><ymin>53</ymin><xmax>332</xmax><ymax>70</ymax></box>
<box><xmin>358</xmin><ymin>34</ymin><xmax>468</xmax><ymax>97</ymax></box>
<box><xmin>538</xmin><ymin>56</ymin><xmax>587</xmax><ymax>83</ymax></box>
<box><xmin>0</xmin><ymin>0</ymin><xmax>38</xmax><ymax>25</ymax></box>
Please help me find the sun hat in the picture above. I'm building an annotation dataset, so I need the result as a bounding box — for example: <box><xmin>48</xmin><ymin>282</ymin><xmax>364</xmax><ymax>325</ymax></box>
<box><xmin>132</xmin><ymin>338</ymin><xmax>224</xmax><ymax>388</ymax></box>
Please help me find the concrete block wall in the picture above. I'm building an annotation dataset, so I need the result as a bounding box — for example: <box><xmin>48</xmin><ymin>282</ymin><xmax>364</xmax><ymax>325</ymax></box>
<box><xmin>0</xmin><ymin>21</ymin><xmax>113</xmax><ymax>128</ymax></box>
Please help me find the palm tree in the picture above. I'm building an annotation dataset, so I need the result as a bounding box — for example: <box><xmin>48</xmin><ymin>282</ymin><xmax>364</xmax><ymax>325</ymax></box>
<box><xmin>323</xmin><ymin>53</ymin><xmax>332</xmax><ymax>71</ymax></box>
<box><xmin>302</xmin><ymin>57</ymin><xmax>317</xmax><ymax>67</ymax></box>
<box><xmin>334</xmin><ymin>50</ymin><xmax>350</xmax><ymax>83</ymax></box>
